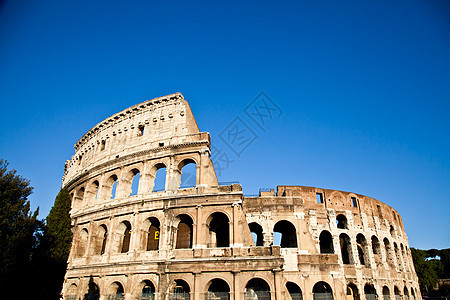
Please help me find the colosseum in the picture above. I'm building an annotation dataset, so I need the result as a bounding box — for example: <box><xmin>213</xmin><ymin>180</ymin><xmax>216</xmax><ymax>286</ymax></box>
<box><xmin>61</xmin><ymin>93</ymin><xmax>421</xmax><ymax>300</ymax></box>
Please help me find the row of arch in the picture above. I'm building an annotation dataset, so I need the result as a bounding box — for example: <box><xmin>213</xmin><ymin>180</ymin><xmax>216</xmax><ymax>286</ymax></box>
<box><xmin>72</xmin><ymin>159</ymin><xmax>198</xmax><ymax>206</ymax></box>
<box><xmin>336</xmin><ymin>214</ymin><xmax>400</xmax><ymax>238</ymax></box>
<box><xmin>75</xmin><ymin>212</ymin><xmax>231</xmax><ymax>257</ymax></box>
<box><xmin>318</xmin><ymin>230</ymin><xmax>413</xmax><ymax>270</ymax></box>
<box><xmin>347</xmin><ymin>283</ymin><xmax>417</xmax><ymax>300</ymax></box>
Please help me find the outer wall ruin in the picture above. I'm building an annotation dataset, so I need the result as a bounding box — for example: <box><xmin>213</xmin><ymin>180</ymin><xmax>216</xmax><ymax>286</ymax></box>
<box><xmin>61</xmin><ymin>93</ymin><xmax>421</xmax><ymax>300</ymax></box>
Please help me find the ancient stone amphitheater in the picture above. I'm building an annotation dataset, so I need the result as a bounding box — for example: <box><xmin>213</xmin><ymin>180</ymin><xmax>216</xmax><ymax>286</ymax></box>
<box><xmin>61</xmin><ymin>93</ymin><xmax>420</xmax><ymax>300</ymax></box>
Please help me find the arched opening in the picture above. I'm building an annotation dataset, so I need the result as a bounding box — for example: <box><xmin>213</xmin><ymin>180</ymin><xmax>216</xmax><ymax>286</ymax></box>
<box><xmin>382</xmin><ymin>286</ymin><xmax>390</xmax><ymax>300</ymax></box>
<box><xmin>394</xmin><ymin>243</ymin><xmax>402</xmax><ymax>270</ymax></box>
<box><xmin>319</xmin><ymin>231</ymin><xmax>334</xmax><ymax>254</ymax></box>
<box><xmin>371</xmin><ymin>236</ymin><xmax>381</xmax><ymax>263</ymax></box>
<box><xmin>104</xmin><ymin>174</ymin><xmax>118</xmax><ymax>200</ymax></box>
<box><xmin>383</xmin><ymin>238</ymin><xmax>394</xmax><ymax>265</ymax></box>
<box><xmin>84</xmin><ymin>281</ymin><xmax>100</xmax><ymax>300</ymax></box>
<box><xmin>153</xmin><ymin>164</ymin><xmax>167</xmax><ymax>192</ymax></box>
<box><xmin>249</xmin><ymin>222</ymin><xmax>264</xmax><ymax>246</ymax></box>
<box><xmin>75</xmin><ymin>187</ymin><xmax>85</xmax><ymax>204</ymax></box>
<box><xmin>95</xmin><ymin>225</ymin><xmax>108</xmax><ymax>255</ymax></box>
<box><xmin>176</xmin><ymin>215</ymin><xmax>193</xmax><ymax>249</ymax></box>
<box><xmin>410</xmin><ymin>287</ymin><xmax>415</xmax><ymax>300</ymax></box>
<box><xmin>77</xmin><ymin>228</ymin><xmax>89</xmax><ymax>257</ymax></box>
<box><xmin>273</xmin><ymin>220</ymin><xmax>297</xmax><ymax>248</ymax></box>
<box><xmin>120</xmin><ymin>221</ymin><xmax>132</xmax><ymax>253</ymax></box>
<box><xmin>356</xmin><ymin>234</ymin><xmax>368</xmax><ymax>266</ymax></box>
<box><xmin>336</xmin><ymin>214</ymin><xmax>348</xmax><ymax>229</ymax></box>
<box><xmin>244</xmin><ymin>278</ymin><xmax>271</xmax><ymax>300</ymax></box>
<box><xmin>107</xmin><ymin>282</ymin><xmax>124</xmax><ymax>300</ymax></box>
<box><xmin>171</xmin><ymin>279</ymin><xmax>190</xmax><ymax>300</ymax></box>
<box><xmin>86</xmin><ymin>181</ymin><xmax>99</xmax><ymax>203</ymax></box>
<box><xmin>66</xmin><ymin>284</ymin><xmax>78</xmax><ymax>300</ymax></box>
<box><xmin>346</xmin><ymin>283</ymin><xmax>359</xmax><ymax>300</ymax></box>
<box><xmin>179</xmin><ymin>159</ymin><xmax>197</xmax><ymax>189</ymax></box>
<box><xmin>141</xmin><ymin>280</ymin><xmax>155</xmax><ymax>300</ymax></box>
<box><xmin>340</xmin><ymin>233</ymin><xmax>353</xmax><ymax>264</ymax></box>
<box><xmin>364</xmin><ymin>284</ymin><xmax>377</xmax><ymax>300</ymax></box>
<box><xmin>394</xmin><ymin>286</ymin><xmax>401</xmax><ymax>300</ymax></box>
<box><xmin>313</xmin><ymin>281</ymin><xmax>333</xmax><ymax>300</ymax></box>
<box><xmin>130</xmin><ymin>169</ymin><xmax>140</xmax><ymax>196</ymax></box>
<box><xmin>403</xmin><ymin>287</ymin><xmax>409</xmax><ymax>300</ymax></box>
<box><xmin>208</xmin><ymin>212</ymin><xmax>230</xmax><ymax>248</ymax></box>
<box><xmin>206</xmin><ymin>279</ymin><xmax>230</xmax><ymax>300</ymax></box>
<box><xmin>146</xmin><ymin>217</ymin><xmax>160</xmax><ymax>251</ymax></box>
<box><xmin>286</xmin><ymin>282</ymin><xmax>303</xmax><ymax>300</ymax></box>
<box><xmin>390</xmin><ymin>225</ymin><xmax>395</xmax><ymax>236</ymax></box>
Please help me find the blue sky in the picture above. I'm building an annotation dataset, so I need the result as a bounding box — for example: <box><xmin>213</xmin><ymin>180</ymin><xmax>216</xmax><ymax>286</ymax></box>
<box><xmin>0</xmin><ymin>0</ymin><xmax>449</xmax><ymax>249</ymax></box>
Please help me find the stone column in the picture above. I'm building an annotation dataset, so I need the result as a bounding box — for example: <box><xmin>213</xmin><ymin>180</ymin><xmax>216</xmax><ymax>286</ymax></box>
<box><xmin>193</xmin><ymin>272</ymin><xmax>201</xmax><ymax>300</ymax></box>
<box><xmin>232</xmin><ymin>271</ymin><xmax>240</xmax><ymax>300</ymax></box>
<box><xmin>273</xmin><ymin>268</ymin><xmax>283</xmax><ymax>300</ymax></box>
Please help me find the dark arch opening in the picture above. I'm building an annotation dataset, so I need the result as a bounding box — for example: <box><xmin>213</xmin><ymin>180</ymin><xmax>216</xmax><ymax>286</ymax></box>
<box><xmin>108</xmin><ymin>282</ymin><xmax>124</xmax><ymax>299</ymax></box>
<box><xmin>207</xmin><ymin>279</ymin><xmax>230</xmax><ymax>300</ymax></box>
<box><xmin>340</xmin><ymin>233</ymin><xmax>353</xmax><ymax>264</ymax></box>
<box><xmin>286</xmin><ymin>282</ymin><xmax>303</xmax><ymax>300</ymax></box>
<box><xmin>313</xmin><ymin>281</ymin><xmax>333</xmax><ymax>300</ymax></box>
<box><xmin>84</xmin><ymin>280</ymin><xmax>99</xmax><ymax>300</ymax></box>
<box><xmin>173</xmin><ymin>279</ymin><xmax>190</xmax><ymax>300</ymax></box>
<box><xmin>274</xmin><ymin>220</ymin><xmax>297</xmax><ymax>248</ymax></box>
<box><xmin>356</xmin><ymin>234</ymin><xmax>368</xmax><ymax>266</ymax></box>
<box><xmin>147</xmin><ymin>217</ymin><xmax>160</xmax><ymax>251</ymax></box>
<box><xmin>249</xmin><ymin>222</ymin><xmax>264</xmax><ymax>246</ymax></box>
<box><xmin>347</xmin><ymin>283</ymin><xmax>360</xmax><ymax>300</ymax></box>
<box><xmin>390</xmin><ymin>225</ymin><xmax>395</xmax><ymax>236</ymax></box>
<box><xmin>99</xmin><ymin>225</ymin><xmax>107</xmax><ymax>255</ymax></box>
<box><xmin>208</xmin><ymin>212</ymin><xmax>230</xmax><ymax>248</ymax></box>
<box><xmin>130</xmin><ymin>168</ymin><xmax>140</xmax><ymax>196</ymax></box>
<box><xmin>245</xmin><ymin>278</ymin><xmax>270</xmax><ymax>300</ymax></box>
<box><xmin>394</xmin><ymin>286</ymin><xmax>401</xmax><ymax>296</ymax></box>
<box><xmin>364</xmin><ymin>284</ymin><xmax>377</xmax><ymax>300</ymax></box>
<box><xmin>371</xmin><ymin>236</ymin><xmax>380</xmax><ymax>255</ymax></box>
<box><xmin>153</xmin><ymin>164</ymin><xmax>167</xmax><ymax>192</ymax></box>
<box><xmin>141</xmin><ymin>280</ymin><xmax>155</xmax><ymax>300</ymax></box>
<box><xmin>121</xmin><ymin>221</ymin><xmax>132</xmax><ymax>253</ymax></box>
<box><xmin>176</xmin><ymin>215</ymin><xmax>193</xmax><ymax>249</ymax></box>
<box><xmin>336</xmin><ymin>214</ymin><xmax>348</xmax><ymax>229</ymax></box>
<box><xmin>179</xmin><ymin>159</ymin><xmax>197</xmax><ymax>189</ymax></box>
<box><xmin>319</xmin><ymin>230</ymin><xmax>334</xmax><ymax>254</ymax></box>
<box><xmin>382</xmin><ymin>286</ymin><xmax>390</xmax><ymax>299</ymax></box>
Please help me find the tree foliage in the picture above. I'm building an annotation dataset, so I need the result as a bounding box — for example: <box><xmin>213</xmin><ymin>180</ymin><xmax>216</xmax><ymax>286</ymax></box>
<box><xmin>0</xmin><ymin>159</ymin><xmax>39</xmax><ymax>292</ymax></box>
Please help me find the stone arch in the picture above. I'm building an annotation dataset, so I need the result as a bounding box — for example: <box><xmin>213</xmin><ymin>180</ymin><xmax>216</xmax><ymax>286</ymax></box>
<box><xmin>103</xmin><ymin>174</ymin><xmax>119</xmax><ymax>200</ymax></box>
<box><xmin>248</xmin><ymin>222</ymin><xmax>264</xmax><ymax>246</ymax></box>
<box><xmin>394</xmin><ymin>242</ymin><xmax>402</xmax><ymax>270</ymax></box>
<box><xmin>175</xmin><ymin>214</ymin><xmax>193</xmax><ymax>249</ymax></box>
<box><xmin>410</xmin><ymin>287</ymin><xmax>415</xmax><ymax>300</ymax></box>
<box><xmin>107</xmin><ymin>281</ymin><xmax>124</xmax><ymax>299</ymax></box>
<box><xmin>356</xmin><ymin>233</ymin><xmax>369</xmax><ymax>266</ymax></box>
<box><xmin>394</xmin><ymin>286</ymin><xmax>401</xmax><ymax>298</ymax></box>
<box><xmin>118</xmin><ymin>221</ymin><xmax>132</xmax><ymax>253</ymax></box>
<box><xmin>319</xmin><ymin>230</ymin><xmax>334</xmax><ymax>254</ymax></box>
<box><xmin>66</xmin><ymin>283</ymin><xmax>78</xmax><ymax>300</ymax></box>
<box><xmin>346</xmin><ymin>283</ymin><xmax>360</xmax><ymax>300</ymax></box>
<box><xmin>146</xmin><ymin>217</ymin><xmax>160</xmax><ymax>251</ymax></box>
<box><xmin>207</xmin><ymin>212</ymin><xmax>230</xmax><ymax>248</ymax></box>
<box><xmin>85</xmin><ymin>180</ymin><xmax>99</xmax><ymax>204</ymax></box>
<box><xmin>244</xmin><ymin>278</ymin><xmax>271</xmax><ymax>300</ymax></box>
<box><xmin>371</xmin><ymin>235</ymin><xmax>381</xmax><ymax>264</ymax></box>
<box><xmin>121</xmin><ymin>167</ymin><xmax>140</xmax><ymax>196</ymax></box>
<box><xmin>286</xmin><ymin>281</ymin><xmax>303</xmax><ymax>300</ymax></box>
<box><xmin>273</xmin><ymin>220</ymin><xmax>297</xmax><ymax>248</ymax></box>
<box><xmin>84</xmin><ymin>280</ymin><xmax>100</xmax><ymax>300</ymax></box>
<box><xmin>382</xmin><ymin>286</ymin><xmax>390</xmax><ymax>299</ymax></box>
<box><xmin>140</xmin><ymin>280</ymin><xmax>155</xmax><ymax>300</ymax></box>
<box><xmin>206</xmin><ymin>278</ymin><xmax>230</xmax><ymax>300</ymax></box>
<box><xmin>390</xmin><ymin>225</ymin><xmax>395</xmax><ymax>236</ymax></box>
<box><xmin>172</xmin><ymin>279</ymin><xmax>190</xmax><ymax>299</ymax></box>
<box><xmin>383</xmin><ymin>238</ymin><xmax>394</xmax><ymax>266</ymax></box>
<box><xmin>340</xmin><ymin>233</ymin><xmax>353</xmax><ymax>264</ymax></box>
<box><xmin>312</xmin><ymin>281</ymin><xmax>333</xmax><ymax>300</ymax></box>
<box><xmin>74</xmin><ymin>187</ymin><xmax>85</xmax><ymax>206</ymax></box>
<box><xmin>364</xmin><ymin>284</ymin><xmax>377</xmax><ymax>300</ymax></box>
<box><xmin>93</xmin><ymin>224</ymin><xmax>108</xmax><ymax>256</ymax></box>
<box><xmin>152</xmin><ymin>163</ymin><xmax>167</xmax><ymax>192</ymax></box>
<box><xmin>403</xmin><ymin>286</ymin><xmax>409</xmax><ymax>299</ymax></box>
<box><xmin>77</xmin><ymin>228</ymin><xmax>89</xmax><ymax>257</ymax></box>
<box><xmin>336</xmin><ymin>214</ymin><xmax>348</xmax><ymax>229</ymax></box>
<box><xmin>178</xmin><ymin>158</ymin><xmax>197</xmax><ymax>189</ymax></box>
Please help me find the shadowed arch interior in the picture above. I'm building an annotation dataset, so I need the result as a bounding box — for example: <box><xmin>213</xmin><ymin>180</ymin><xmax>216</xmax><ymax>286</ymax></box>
<box><xmin>249</xmin><ymin>222</ymin><xmax>264</xmax><ymax>246</ymax></box>
<box><xmin>208</xmin><ymin>212</ymin><xmax>230</xmax><ymax>248</ymax></box>
<box><xmin>176</xmin><ymin>214</ymin><xmax>193</xmax><ymax>249</ymax></box>
<box><xmin>273</xmin><ymin>220</ymin><xmax>297</xmax><ymax>248</ymax></box>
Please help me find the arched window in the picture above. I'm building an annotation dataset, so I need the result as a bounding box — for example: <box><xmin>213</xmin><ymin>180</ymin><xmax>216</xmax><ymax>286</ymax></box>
<box><xmin>75</xmin><ymin>187</ymin><xmax>85</xmax><ymax>204</ymax></box>
<box><xmin>394</xmin><ymin>286</ymin><xmax>401</xmax><ymax>300</ymax></box>
<box><xmin>66</xmin><ymin>284</ymin><xmax>78</xmax><ymax>300</ymax></box>
<box><xmin>249</xmin><ymin>222</ymin><xmax>264</xmax><ymax>246</ymax></box>
<box><xmin>130</xmin><ymin>169</ymin><xmax>140</xmax><ymax>196</ymax></box>
<box><xmin>273</xmin><ymin>220</ymin><xmax>297</xmax><ymax>248</ymax></box>
<box><xmin>85</xmin><ymin>181</ymin><xmax>99</xmax><ymax>203</ymax></box>
<box><xmin>371</xmin><ymin>236</ymin><xmax>381</xmax><ymax>255</ymax></box>
<box><xmin>390</xmin><ymin>225</ymin><xmax>395</xmax><ymax>236</ymax></box>
<box><xmin>176</xmin><ymin>215</ymin><xmax>193</xmax><ymax>249</ymax></box>
<box><xmin>286</xmin><ymin>282</ymin><xmax>303</xmax><ymax>300</ymax></box>
<box><xmin>146</xmin><ymin>218</ymin><xmax>160</xmax><ymax>251</ymax></box>
<box><xmin>77</xmin><ymin>228</ymin><xmax>89</xmax><ymax>257</ymax></box>
<box><xmin>179</xmin><ymin>159</ymin><xmax>197</xmax><ymax>189</ymax></box>
<box><xmin>172</xmin><ymin>279</ymin><xmax>190</xmax><ymax>300</ymax></box>
<box><xmin>141</xmin><ymin>280</ymin><xmax>155</xmax><ymax>300</ymax></box>
<box><xmin>208</xmin><ymin>212</ymin><xmax>229</xmax><ymax>248</ymax></box>
<box><xmin>94</xmin><ymin>225</ymin><xmax>107</xmax><ymax>256</ymax></box>
<box><xmin>394</xmin><ymin>243</ymin><xmax>402</xmax><ymax>270</ymax></box>
<box><xmin>105</xmin><ymin>174</ymin><xmax>118</xmax><ymax>200</ymax></box>
<box><xmin>244</xmin><ymin>278</ymin><xmax>270</xmax><ymax>300</ymax></box>
<box><xmin>346</xmin><ymin>283</ymin><xmax>359</xmax><ymax>300</ymax></box>
<box><xmin>339</xmin><ymin>233</ymin><xmax>353</xmax><ymax>264</ymax></box>
<box><xmin>319</xmin><ymin>231</ymin><xmax>334</xmax><ymax>254</ymax></box>
<box><xmin>410</xmin><ymin>287</ymin><xmax>415</xmax><ymax>300</ymax></box>
<box><xmin>384</xmin><ymin>238</ymin><xmax>394</xmax><ymax>265</ymax></box>
<box><xmin>107</xmin><ymin>282</ymin><xmax>124</xmax><ymax>300</ymax></box>
<box><xmin>120</xmin><ymin>221</ymin><xmax>132</xmax><ymax>253</ymax></box>
<box><xmin>382</xmin><ymin>286</ymin><xmax>390</xmax><ymax>300</ymax></box>
<box><xmin>356</xmin><ymin>234</ymin><xmax>369</xmax><ymax>266</ymax></box>
<box><xmin>336</xmin><ymin>214</ymin><xmax>347</xmax><ymax>229</ymax></box>
<box><xmin>364</xmin><ymin>284</ymin><xmax>377</xmax><ymax>300</ymax></box>
<box><xmin>403</xmin><ymin>287</ymin><xmax>409</xmax><ymax>300</ymax></box>
<box><xmin>153</xmin><ymin>164</ymin><xmax>167</xmax><ymax>192</ymax></box>
<box><xmin>312</xmin><ymin>281</ymin><xmax>333</xmax><ymax>300</ymax></box>
<box><xmin>206</xmin><ymin>279</ymin><xmax>230</xmax><ymax>300</ymax></box>
<box><xmin>85</xmin><ymin>281</ymin><xmax>100</xmax><ymax>300</ymax></box>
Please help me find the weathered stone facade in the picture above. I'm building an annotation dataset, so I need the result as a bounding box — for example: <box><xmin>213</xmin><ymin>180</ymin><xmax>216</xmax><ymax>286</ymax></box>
<box><xmin>61</xmin><ymin>93</ymin><xmax>421</xmax><ymax>300</ymax></box>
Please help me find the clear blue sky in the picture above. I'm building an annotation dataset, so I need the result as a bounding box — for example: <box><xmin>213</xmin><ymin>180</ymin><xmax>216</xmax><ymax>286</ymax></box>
<box><xmin>0</xmin><ymin>0</ymin><xmax>449</xmax><ymax>249</ymax></box>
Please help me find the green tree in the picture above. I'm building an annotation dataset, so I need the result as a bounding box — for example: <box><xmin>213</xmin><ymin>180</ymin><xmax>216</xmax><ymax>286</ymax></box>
<box><xmin>0</xmin><ymin>159</ymin><xmax>39</xmax><ymax>293</ymax></box>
